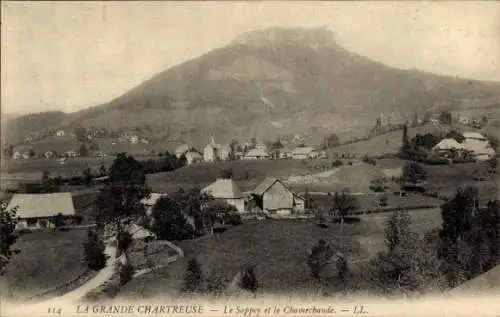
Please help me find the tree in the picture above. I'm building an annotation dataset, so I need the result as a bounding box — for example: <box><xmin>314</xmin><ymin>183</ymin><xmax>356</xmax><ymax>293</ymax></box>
<box><xmin>336</xmin><ymin>254</ymin><xmax>349</xmax><ymax>285</ymax></box>
<box><xmin>370</xmin><ymin>210</ymin><xmax>442</xmax><ymax>294</ymax></box>
<box><xmin>321</xmin><ymin>133</ymin><xmax>340</xmax><ymax>150</ymax></box>
<box><xmin>220</xmin><ymin>168</ymin><xmax>233</xmax><ymax>179</ymax></box>
<box><xmin>120</xmin><ymin>263</ymin><xmax>135</xmax><ymax>285</ymax></box>
<box><xmin>401</xmin><ymin>162</ymin><xmax>427</xmax><ymax>185</ymax></box>
<box><xmin>438</xmin><ymin>187</ymin><xmax>499</xmax><ymax>287</ymax></box>
<box><xmin>307</xmin><ymin>239</ymin><xmax>334</xmax><ymax>280</ymax></box>
<box><xmin>74</xmin><ymin>127</ymin><xmax>87</xmax><ymax>143</ymax></box>
<box><xmin>28</xmin><ymin>149</ymin><xmax>36</xmax><ymax>158</ymax></box>
<box><xmin>203</xmin><ymin>199</ymin><xmax>236</xmax><ymax>231</ymax></box>
<box><xmin>83</xmin><ymin>168</ymin><xmax>93</xmax><ymax>187</ymax></box>
<box><xmin>330</xmin><ymin>189</ymin><xmax>360</xmax><ymax>235</ymax></box>
<box><xmin>53</xmin><ymin>213</ymin><xmax>66</xmax><ymax>228</ymax></box>
<box><xmin>401</xmin><ymin>125</ymin><xmax>410</xmax><ymax>150</ymax></box>
<box><xmin>78</xmin><ymin>144</ymin><xmax>88</xmax><ymax>157</ymax></box>
<box><xmin>304</xmin><ymin>188</ymin><xmax>313</xmax><ymax>211</ymax></box>
<box><xmin>181</xmin><ymin>258</ymin><xmax>204</xmax><ymax>294</ymax></box>
<box><xmin>99</xmin><ymin>165</ymin><xmax>107</xmax><ymax>177</ymax></box>
<box><xmin>172</xmin><ymin>188</ymin><xmax>213</xmax><ymax>236</ymax></box>
<box><xmin>4</xmin><ymin>144</ymin><xmax>14</xmax><ymax>159</ymax></box>
<box><xmin>151</xmin><ymin>196</ymin><xmax>194</xmax><ymax>240</ymax></box>
<box><xmin>94</xmin><ymin>153</ymin><xmax>151</xmax><ymax>259</ymax></box>
<box><xmin>83</xmin><ymin>228</ymin><xmax>106</xmax><ymax>271</ymax></box>
<box><xmin>0</xmin><ymin>201</ymin><xmax>19</xmax><ymax>276</ymax></box>
<box><xmin>240</xmin><ymin>265</ymin><xmax>258</xmax><ymax>293</ymax></box>
<box><xmin>438</xmin><ymin>112</ymin><xmax>452</xmax><ymax>124</ymax></box>
<box><xmin>41</xmin><ymin>171</ymin><xmax>51</xmax><ymax>185</ymax></box>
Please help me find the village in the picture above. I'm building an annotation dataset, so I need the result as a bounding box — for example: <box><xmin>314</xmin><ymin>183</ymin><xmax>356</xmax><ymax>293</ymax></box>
<box><xmin>1</xmin><ymin>3</ymin><xmax>500</xmax><ymax>310</ymax></box>
<box><xmin>0</xmin><ymin>108</ymin><xmax>498</xmax><ymax>303</ymax></box>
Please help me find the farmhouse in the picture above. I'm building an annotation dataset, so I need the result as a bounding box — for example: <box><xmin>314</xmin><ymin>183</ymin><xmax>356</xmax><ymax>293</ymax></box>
<box><xmin>185</xmin><ymin>151</ymin><xmax>203</xmax><ymax>165</ymax></box>
<box><xmin>278</xmin><ymin>148</ymin><xmax>293</xmax><ymax>159</ymax></box>
<box><xmin>12</xmin><ymin>151</ymin><xmax>23</xmax><ymax>160</ymax></box>
<box><xmin>202</xmin><ymin>178</ymin><xmax>245</xmax><ymax>213</ymax></box>
<box><xmin>461</xmin><ymin>132</ymin><xmax>495</xmax><ymax>161</ymax></box>
<box><xmin>7</xmin><ymin>193</ymin><xmax>76</xmax><ymax>229</ymax></box>
<box><xmin>252</xmin><ymin>177</ymin><xmax>305</xmax><ymax>216</ymax></box>
<box><xmin>175</xmin><ymin>144</ymin><xmax>192</xmax><ymax>158</ymax></box>
<box><xmin>243</xmin><ymin>148</ymin><xmax>270</xmax><ymax>160</ymax></box>
<box><xmin>292</xmin><ymin>147</ymin><xmax>319</xmax><ymax>159</ymax></box>
<box><xmin>203</xmin><ymin>137</ymin><xmax>231</xmax><ymax>162</ymax></box>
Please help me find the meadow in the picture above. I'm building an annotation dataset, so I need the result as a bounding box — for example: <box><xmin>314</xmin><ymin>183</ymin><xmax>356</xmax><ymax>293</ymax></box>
<box><xmin>1</xmin><ymin>229</ymin><xmax>88</xmax><ymax>300</ymax></box>
<box><xmin>118</xmin><ymin>208</ymin><xmax>443</xmax><ymax>299</ymax></box>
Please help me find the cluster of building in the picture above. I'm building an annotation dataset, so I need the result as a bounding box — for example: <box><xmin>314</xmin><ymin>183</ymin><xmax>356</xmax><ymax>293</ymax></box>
<box><xmin>7</xmin><ymin>175</ymin><xmax>305</xmax><ymax>231</ymax></box>
<box><xmin>174</xmin><ymin>137</ymin><xmax>326</xmax><ymax>166</ymax></box>
<box><xmin>432</xmin><ymin>131</ymin><xmax>496</xmax><ymax>161</ymax></box>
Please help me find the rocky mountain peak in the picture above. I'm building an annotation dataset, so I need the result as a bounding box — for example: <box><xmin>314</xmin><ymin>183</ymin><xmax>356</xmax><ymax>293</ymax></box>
<box><xmin>231</xmin><ymin>26</ymin><xmax>340</xmax><ymax>49</ymax></box>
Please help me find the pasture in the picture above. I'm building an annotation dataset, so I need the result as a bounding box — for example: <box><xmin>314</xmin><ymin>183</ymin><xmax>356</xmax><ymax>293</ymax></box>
<box><xmin>0</xmin><ymin>229</ymin><xmax>88</xmax><ymax>300</ymax></box>
<box><xmin>117</xmin><ymin>208</ymin><xmax>444</xmax><ymax>299</ymax></box>
<box><xmin>147</xmin><ymin>159</ymin><xmax>339</xmax><ymax>193</ymax></box>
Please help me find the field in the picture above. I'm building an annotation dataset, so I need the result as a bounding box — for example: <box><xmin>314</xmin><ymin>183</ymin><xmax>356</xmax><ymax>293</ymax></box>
<box><xmin>0</xmin><ymin>229</ymin><xmax>88</xmax><ymax>300</ymax></box>
<box><xmin>147</xmin><ymin>159</ymin><xmax>338</xmax><ymax>193</ymax></box>
<box><xmin>117</xmin><ymin>208</ymin><xmax>443</xmax><ymax>299</ymax></box>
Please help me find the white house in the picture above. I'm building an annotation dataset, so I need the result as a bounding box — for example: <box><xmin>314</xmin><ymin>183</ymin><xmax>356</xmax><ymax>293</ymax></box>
<box><xmin>185</xmin><ymin>151</ymin><xmax>203</xmax><ymax>165</ymax></box>
<box><xmin>65</xmin><ymin>150</ymin><xmax>78</xmax><ymax>158</ymax></box>
<box><xmin>55</xmin><ymin>130</ymin><xmax>65</xmax><ymax>137</ymax></box>
<box><xmin>175</xmin><ymin>144</ymin><xmax>192</xmax><ymax>158</ymax></box>
<box><xmin>292</xmin><ymin>147</ymin><xmax>319</xmax><ymax>159</ymax></box>
<box><xmin>462</xmin><ymin>132</ymin><xmax>495</xmax><ymax>161</ymax></box>
<box><xmin>278</xmin><ymin>148</ymin><xmax>293</xmax><ymax>159</ymax></box>
<box><xmin>458</xmin><ymin>115</ymin><xmax>471</xmax><ymax>125</ymax></box>
<box><xmin>243</xmin><ymin>148</ymin><xmax>270</xmax><ymax>160</ymax></box>
<box><xmin>8</xmin><ymin>193</ymin><xmax>76</xmax><ymax>229</ymax></box>
<box><xmin>44</xmin><ymin>151</ymin><xmax>55</xmax><ymax>159</ymax></box>
<box><xmin>433</xmin><ymin>138</ymin><xmax>465</xmax><ymax>152</ymax></box>
<box><xmin>202</xmin><ymin>178</ymin><xmax>245</xmax><ymax>213</ymax></box>
<box><xmin>203</xmin><ymin>137</ymin><xmax>231</xmax><ymax>162</ymax></box>
<box><xmin>130</xmin><ymin>135</ymin><xmax>139</xmax><ymax>144</ymax></box>
<box><xmin>12</xmin><ymin>151</ymin><xmax>23</xmax><ymax>160</ymax></box>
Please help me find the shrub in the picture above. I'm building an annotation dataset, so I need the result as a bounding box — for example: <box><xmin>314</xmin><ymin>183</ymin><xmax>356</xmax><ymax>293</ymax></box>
<box><xmin>225</xmin><ymin>212</ymin><xmax>243</xmax><ymax>226</ymax></box>
<box><xmin>119</xmin><ymin>263</ymin><xmax>135</xmax><ymax>286</ymax></box>
<box><xmin>379</xmin><ymin>194</ymin><xmax>388</xmax><ymax>207</ymax></box>
<box><xmin>240</xmin><ymin>265</ymin><xmax>258</xmax><ymax>293</ymax></box>
<box><xmin>181</xmin><ymin>258</ymin><xmax>204</xmax><ymax>294</ymax></box>
<box><xmin>83</xmin><ymin>229</ymin><xmax>107</xmax><ymax>271</ymax></box>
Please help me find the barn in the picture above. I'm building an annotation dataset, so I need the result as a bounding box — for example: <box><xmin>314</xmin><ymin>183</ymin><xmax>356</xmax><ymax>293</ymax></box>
<box><xmin>7</xmin><ymin>193</ymin><xmax>76</xmax><ymax>229</ymax></box>
<box><xmin>202</xmin><ymin>178</ymin><xmax>245</xmax><ymax>213</ymax></box>
<box><xmin>252</xmin><ymin>177</ymin><xmax>305</xmax><ymax>216</ymax></box>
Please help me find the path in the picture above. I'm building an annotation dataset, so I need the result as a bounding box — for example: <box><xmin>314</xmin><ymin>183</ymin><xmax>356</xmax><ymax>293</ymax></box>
<box><xmin>43</xmin><ymin>243</ymin><xmax>118</xmax><ymax>303</ymax></box>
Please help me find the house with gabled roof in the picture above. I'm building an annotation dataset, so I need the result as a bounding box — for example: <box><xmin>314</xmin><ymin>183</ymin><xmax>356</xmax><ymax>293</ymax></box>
<box><xmin>252</xmin><ymin>177</ymin><xmax>305</xmax><ymax>216</ymax></box>
<box><xmin>243</xmin><ymin>148</ymin><xmax>270</xmax><ymax>160</ymax></box>
<box><xmin>7</xmin><ymin>193</ymin><xmax>76</xmax><ymax>229</ymax></box>
<box><xmin>175</xmin><ymin>144</ymin><xmax>192</xmax><ymax>158</ymax></box>
<box><xmin>202</xmin><ymin>178</ymin><xmax>245</xmax><ymax>213</ymax></box>
<box><xmin>292</xmin><ymin>146</ymin><xmax>319</xmax><ymax>159</ymax></box>
<box><xmin>203</xmin><ymin>137</ymin><xmax>231</xmax><ymax>162</ymax></box>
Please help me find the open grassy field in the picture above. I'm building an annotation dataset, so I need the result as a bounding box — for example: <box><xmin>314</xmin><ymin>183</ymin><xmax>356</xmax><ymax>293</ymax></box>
<box><xmin>0</xmin><ymin>228</ymin><xmax>88</xmax><ymax>299</ymax></box>
<box><xmin>147</xmin><ymin>159</ymin><xmax>338</xmax><ymax>193</ymax></box>
<box><xmin>118</xmin><ymin>208</ymin><xmax>443</xmax><ymax>299</ymax></box>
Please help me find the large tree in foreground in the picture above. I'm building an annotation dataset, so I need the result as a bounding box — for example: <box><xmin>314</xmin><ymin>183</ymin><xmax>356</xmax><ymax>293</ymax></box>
<box><xmin>438</xmin><ymin>187</ymin><xmax>500</xmax><ymax>287</ymax></box>
<box><xmin>330</xmin><ymin>189</ymin><xmax>360</xmax><ymax>236</ymax></box>
<box><xmin>95</xmin><ymin>153</ymin><xmax>151</xmax><ymax>255</ymax></box>
<box><xmin>0</xmin><ymin>201</ymin><xmax>19</xmax><ymax>276</ymax></box>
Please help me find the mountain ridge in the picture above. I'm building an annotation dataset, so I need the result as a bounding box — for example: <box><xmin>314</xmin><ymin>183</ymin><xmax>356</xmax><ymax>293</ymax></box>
<box><xmin>4</xmin><ymin>27</ymin><xmax>500</xmax><ymax>148</ymax></box>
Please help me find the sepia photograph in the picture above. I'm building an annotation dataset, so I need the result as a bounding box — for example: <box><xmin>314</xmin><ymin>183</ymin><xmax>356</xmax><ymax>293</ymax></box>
<box><xmin>1</xmin><ymin>1</ymin><xmax>499</xmax><ymax>316</ymax></box>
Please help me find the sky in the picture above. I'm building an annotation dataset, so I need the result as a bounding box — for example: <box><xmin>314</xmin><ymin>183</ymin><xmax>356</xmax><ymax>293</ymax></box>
<box><xmin>2</xmin><ymin>1</ymin><xmax>500</xmax><ymax>115</ymax></box>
